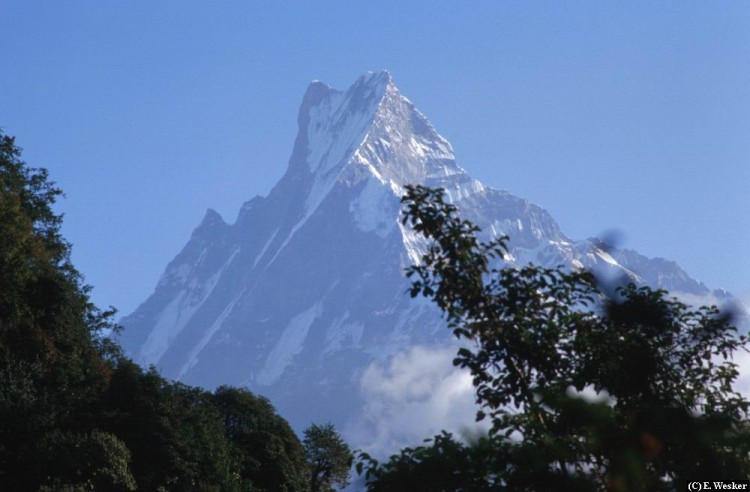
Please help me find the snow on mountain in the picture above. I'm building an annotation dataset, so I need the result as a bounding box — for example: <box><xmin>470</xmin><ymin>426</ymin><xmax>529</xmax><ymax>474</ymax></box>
<box><xmin>118</xmin><ymin>71</ymin><xmax>740</xmax><ymax>450</ymax></box>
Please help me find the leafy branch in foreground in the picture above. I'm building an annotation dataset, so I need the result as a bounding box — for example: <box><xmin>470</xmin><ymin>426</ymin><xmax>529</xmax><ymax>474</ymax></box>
<box><xmin>359</xmin><ymin>185</ymin><xmax>750</xmax><ymax>491</ymax></box>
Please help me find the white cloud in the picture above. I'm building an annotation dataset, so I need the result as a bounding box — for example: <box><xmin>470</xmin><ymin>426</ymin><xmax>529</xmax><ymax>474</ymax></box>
<box><xmin>734</xmin><ymin>349</ymin><xmax>750</xmax><ymax>398</ymax></box>
<box><xmin>345</xmin><ymin>345</ymin><xmax>489</xmax><ymax>458</ymax></box>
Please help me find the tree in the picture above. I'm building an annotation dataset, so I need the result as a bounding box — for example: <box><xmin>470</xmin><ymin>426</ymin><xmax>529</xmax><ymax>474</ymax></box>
<box><xmin>212</xmin><ymin>386</ymin><xmax>309</xmax><ymax>492</ymax></box>
<box><xmin>304</xmin><ymin>423</ymin><xmax>353</xmax><ymax>492</ymax></box>
<box><xmin>0</xmin><ymin>131</ymin><xmax>121</xmax><ymax>489</ymax></box>
<box><xmin>359</xmin><ymin>185</ymin><xmax>750</xmax><ymax>491</ymax></box>
<box><xmin>0</xmin><ymin>131</ymin><xmax>312</xmax><ymax>491</ymax></box>
<box><xmin>101</xmin><ymin>361</ymin><xmax>240</xmax><ymax>491</ymax></box>
<box><xmin>37</xmin><ymin>430</ymin><xmax>137</xmax><ymax>491</ymax></box>
<box><xmin>356</xmin><ymin>431</ymin><xmax>507</xmax><ymax>492</ymax></box>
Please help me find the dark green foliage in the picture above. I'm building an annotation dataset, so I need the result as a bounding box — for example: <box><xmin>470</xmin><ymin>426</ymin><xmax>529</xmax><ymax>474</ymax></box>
<box><xmin>101</xmin><ymin>362</ymin><xmax>309</xmax><ymax>491</ymax></box>
<box><xmin>102</xmin><ymin>360</ymin><xmax>238</xmax><ymax>491</ymax></box>
<box><xmin>0</xmin><ymin>131</ymin><xmax>121</xmax><ymax>489</ymax></box>
<box><xmin>213</xmin><ymin>386</ymin><xmax>309</xmax><ymax>491</ymax></box>
<box><xmin>357</xmin><ymin>431</ymin><xmax>509</xmax><ymax>492</ymax></box>
<box><xmin>360</xmin><ymin>185</ymin><xmax>750</xmax><ymax>491</ymax></box>
<box><xmin>37</xmin><ymin>430</ymin><xmax>137</xmax><ymax>491</ymax></box>
<box><xmin>303</xmin><ymin>423</ymin><xmax>353</xmax><ymax>491</ymax></box>
<box><xmin>0</xmin><ymin>131</ymin><xmax>310</xmax><ymax>491</ymax></box>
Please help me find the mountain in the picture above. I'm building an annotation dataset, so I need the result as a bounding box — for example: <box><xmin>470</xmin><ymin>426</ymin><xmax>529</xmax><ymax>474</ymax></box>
<box><xmin>118</xmin><ymin>70</ymin><xmax>734</xmax><ymax>441</ymax></box>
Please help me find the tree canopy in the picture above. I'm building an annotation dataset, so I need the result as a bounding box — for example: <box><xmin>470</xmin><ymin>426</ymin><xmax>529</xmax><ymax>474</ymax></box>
<box><xmin>0</xmin><ymin>130</ymin><xmax>313</xmax><ymax>491</ymax></box>
<box><xmin>303</xmin><ymin>423</ymin><xmax>353</xmax><ymax>492</ymax></box>
<box><xmin>359</xmin><ymin>185</ymin><xmax>750</xmax><ymax>491</ymax></box>
<box><xmin>0</xmin><ymin>131</ymin><xmax>122</xmax><ymax>489</ymax></box>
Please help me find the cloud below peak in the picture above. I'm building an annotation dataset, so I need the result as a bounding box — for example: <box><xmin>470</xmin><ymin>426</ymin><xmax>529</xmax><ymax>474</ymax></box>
<box><xmin>345</xmin><ymin>345</ymin><xmax>488</xmax><ymax>458</ymax></box>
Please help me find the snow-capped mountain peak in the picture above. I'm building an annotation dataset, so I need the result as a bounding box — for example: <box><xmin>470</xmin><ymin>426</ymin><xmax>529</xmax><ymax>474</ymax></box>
<box><xmin>118</xmin><ymin>71</ymin><xmax>733</xmax><ymax>438</ymax></box>
<box><xmin>286</xmin><ymin>71</ymin><xmax>468</xmax><ymax>210</ymax></box>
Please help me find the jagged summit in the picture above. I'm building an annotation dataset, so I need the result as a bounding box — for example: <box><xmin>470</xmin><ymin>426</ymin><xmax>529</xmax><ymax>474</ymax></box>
<box><xmin>118</xmin><ymin>71</ymin><xmax>726</xmax><ymax>439</ymax></box>
<box><xmin>270</xmin><ymin>70</ymin><xmax>477</xmax><ymax>237</ymax></box>
<box><xmin>289</xmin><ymin>71</ymin><xmax>458</xmax><ymax>179</ymax></box>
<box><xmin>301</xmin><ymin>71</ymin><xmax>391</xmax><ymax>114</ymax></box>
<box><xmin>198</xmin><ymin>208</ymin><xmax>225</xmax><ymax>228</ymax></box>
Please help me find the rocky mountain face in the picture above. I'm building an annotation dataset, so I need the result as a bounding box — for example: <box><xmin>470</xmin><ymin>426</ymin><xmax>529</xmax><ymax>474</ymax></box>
<box><xmin>118</xmin><ymin>71</ymin><xmax>732</xmax><ymax>437</ymax></box>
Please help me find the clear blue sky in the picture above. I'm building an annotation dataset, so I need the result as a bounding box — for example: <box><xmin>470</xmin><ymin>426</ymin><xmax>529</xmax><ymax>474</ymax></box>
<box><xmin>2</xmin><ymin>2</ymin><xmax>749</xmax><ymax>316</ymax></box>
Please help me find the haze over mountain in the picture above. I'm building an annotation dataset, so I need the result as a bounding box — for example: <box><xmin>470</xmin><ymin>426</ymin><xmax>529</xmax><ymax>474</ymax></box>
<box><xmin>118</xmin><ymin>71</ymin><xmax>738</xmax><ymax>449</ymax></box>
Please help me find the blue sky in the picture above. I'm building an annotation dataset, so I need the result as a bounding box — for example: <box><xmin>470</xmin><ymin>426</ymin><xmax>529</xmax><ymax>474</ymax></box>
<box><xmin>2</xmin><ymin>2</ymin><xmax>749</xmax><ymax>316</ymax></box>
